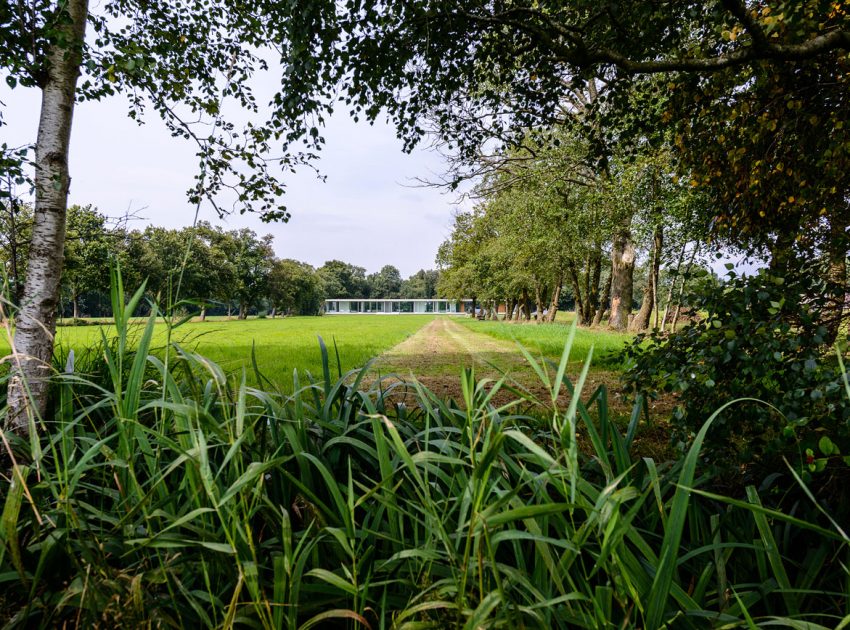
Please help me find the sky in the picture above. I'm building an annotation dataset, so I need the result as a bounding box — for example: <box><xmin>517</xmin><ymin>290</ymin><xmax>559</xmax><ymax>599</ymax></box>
<box><xmin>0</xmin><ymin>83</ymin><xmax>466</xmax><ymax>278</ymax></box>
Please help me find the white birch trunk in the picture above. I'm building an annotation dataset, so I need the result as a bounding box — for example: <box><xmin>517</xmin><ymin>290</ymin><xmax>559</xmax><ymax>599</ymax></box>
<box><xmin>6</xmin><ymin>0</ymin><xmax>89</xmax><ymax>434</ymax></box>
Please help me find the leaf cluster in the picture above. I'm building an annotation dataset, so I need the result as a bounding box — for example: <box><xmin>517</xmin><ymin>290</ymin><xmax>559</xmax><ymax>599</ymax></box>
<box><xmin>621</xmin><ymin>263</ymin><xmax>850</xmax><ymax>486</ymax></box>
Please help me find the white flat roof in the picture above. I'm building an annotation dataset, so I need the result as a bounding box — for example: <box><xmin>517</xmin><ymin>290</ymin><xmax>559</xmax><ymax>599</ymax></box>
<box><xmin>324</xmin><ymin>298</ymin><xmax>467</xmax><ymax>301</ymax></box>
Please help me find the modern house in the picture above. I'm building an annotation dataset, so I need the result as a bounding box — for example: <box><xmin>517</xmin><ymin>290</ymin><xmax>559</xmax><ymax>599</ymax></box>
<box><xmin>324</xmin><ymin>298</ymin><xmax>471</xmax><ymax>314</ymax></box>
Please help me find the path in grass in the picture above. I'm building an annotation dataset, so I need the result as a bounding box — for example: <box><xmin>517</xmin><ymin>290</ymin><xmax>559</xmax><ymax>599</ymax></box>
<box><xmin>376</xmin><ymin>318</ymin><xmax>526</xmax><ymax>377</ymax></box>
<box><xmin>374</xmin><ymin>318</ymin><xmax>632</xmax><ymax>414</ymax></box>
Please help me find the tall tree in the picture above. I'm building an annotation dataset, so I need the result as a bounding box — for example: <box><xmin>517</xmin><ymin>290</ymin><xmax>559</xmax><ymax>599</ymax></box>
<box><xmin>1</xmin><ymin>0</ymin><xmax>338</xmax><ymax>431</ymax></box>
<box><xmin>400</xmin><ymin>269</ymin><xmax>440</xmax><ymax>299</ymax></box>
<box><xmin>268</xmin><ymin>258</ymin><xmax>322</xmax><ymax>316</ymax></box>
<box><xmin>317</xmin><ymin>260</ymin><xmax>369</xmax><ymax>299</ymax></box>
<box><xmin>0</xmin><ymin>197</ymin><xmax>33</xmax><ymax>307</ymax></box>
<box><xmin>367</xmin><ymin>265</ymin><xmax>402</xmax><ymax>298</ymax></box>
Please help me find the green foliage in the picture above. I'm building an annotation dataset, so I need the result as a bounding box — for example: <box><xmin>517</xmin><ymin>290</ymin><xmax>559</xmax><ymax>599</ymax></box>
<box><xmin>1</xmin><ymin>281</ymin><xmax>848</xmax><ymax>627</ymax></box>
<box><xmin>366</xmin><ymin>264</ymin><xmax>402</xmax><ymax>298</ymax></box>
<box><xmin>621</xmin><ymin>267</ymin><xmax>850</xmax><ymax>482</ymax></box>
<box><xmin>268</xmin><ymin>258</ymin><xmax>323</xmax><ymax>316</ymax></box>
<box><xmin>399</xmin><ymin>268</ymin><xmax>440</xmax><ymax>299</ymax></box>
<box><xmin>317</xmin><ymin>260</ymin><xmax>369</xmax><ymax>299</ymax></box>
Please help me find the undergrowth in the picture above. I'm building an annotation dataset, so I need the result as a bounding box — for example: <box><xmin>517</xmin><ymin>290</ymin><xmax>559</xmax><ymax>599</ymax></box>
<box><xmin>0</xmin><ymin>279</ymin><xmax>848</xmax><ymax>628</ymax></box>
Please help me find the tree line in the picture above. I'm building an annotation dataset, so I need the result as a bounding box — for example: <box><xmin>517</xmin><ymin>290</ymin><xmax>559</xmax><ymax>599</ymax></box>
<box><xmin>435</xmin><ymin>133</ymin><xmax>712</xmax><ymax>331</ymax></box>
<box><xmin>0</xmin><ymin>201</ymin><xmax>440</xmax><ymax>320</ymax></box>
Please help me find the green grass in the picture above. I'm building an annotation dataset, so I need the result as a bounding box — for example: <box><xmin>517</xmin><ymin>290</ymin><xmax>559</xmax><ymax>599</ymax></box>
<box><xmin>3</xmin><ymin>306</ymin><xmax>848</xmax><ymax>628</ymax></box>
<box><xmin>4</xmin><ymin>315</ymin><xmax>435</xmax><ymax>388</ymax></box>
<box><xmin>458</xmin><ymin>313</ymin><xmax>633</xmax><ymax>368</ymax></box>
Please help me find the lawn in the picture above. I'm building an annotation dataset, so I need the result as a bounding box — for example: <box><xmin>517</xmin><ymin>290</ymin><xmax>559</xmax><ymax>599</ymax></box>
<box><xmin>3</xmin><ymin>315</ymin><xmax>435</xmax><ymax>389</ymax></box>
<box><xmin>457</xmin><ymin>313</ymin><xmax>634</xmax><ymax>368</ymax></box>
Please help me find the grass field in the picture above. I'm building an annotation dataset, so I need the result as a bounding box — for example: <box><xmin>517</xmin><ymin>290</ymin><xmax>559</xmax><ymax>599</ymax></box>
<box><xmin>2</xmin><ymin>315</ymin><xmax>436</xmax><ymax>388</ymax></box>
<box><xmin>2</xmin><ymin>313</ymin><xmax>636</xmax><ymax>393</ymax></box>
<box><xmin>458</xmin><ymin>314</ymin><xmax>633</xmax><ymax>368</ymax></box>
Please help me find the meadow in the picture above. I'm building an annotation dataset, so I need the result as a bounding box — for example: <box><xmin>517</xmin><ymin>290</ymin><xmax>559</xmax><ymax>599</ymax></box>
<box><xmin>2</xmin><ymin>315</ymin><xmax>436</xmax><ymax>388</ymax></box>
<box><xmin>2</xmin><ymin>305</ymin><xmax>846</xmax><ymax>628</ymax></box>
<box><xmin>458</xmin><ymin>314</ymin><xmax>633</xmax><ymax>368</ymax></box>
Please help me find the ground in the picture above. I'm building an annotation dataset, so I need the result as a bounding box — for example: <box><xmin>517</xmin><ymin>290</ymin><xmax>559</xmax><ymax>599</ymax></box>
<box><xmin>374</xmin><ymin>318</ymin><xmax>625</xmax><ymax>414</ymax></box>
<box><xmin>371</xmin><ymin>317</ymin><xmax>674</xmax><ymax>458</ymax></box>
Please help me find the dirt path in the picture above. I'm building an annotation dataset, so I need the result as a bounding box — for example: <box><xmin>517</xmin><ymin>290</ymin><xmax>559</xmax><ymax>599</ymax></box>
<box><xmin>376</xmin><ymin>318</ymin><xmax>526</xmax><ymax>378</ymax></box>
<box><xmin>370</xmin><ymin>318</ymin><xmax>634</xmax><ymax>413</ymax></box>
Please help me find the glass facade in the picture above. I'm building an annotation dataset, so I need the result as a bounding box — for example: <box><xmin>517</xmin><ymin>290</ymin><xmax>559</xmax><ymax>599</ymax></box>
<box><xmin>324</xmin><ymin>299</ymin><xmax>462</xmax><ymax>314</ymax></box>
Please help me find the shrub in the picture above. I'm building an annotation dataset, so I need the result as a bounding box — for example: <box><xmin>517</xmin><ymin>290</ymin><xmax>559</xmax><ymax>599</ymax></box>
<box><xmin>620</xmin><ymin>266</ymin><xmax>850</xmax><ymax>486</ymax></box>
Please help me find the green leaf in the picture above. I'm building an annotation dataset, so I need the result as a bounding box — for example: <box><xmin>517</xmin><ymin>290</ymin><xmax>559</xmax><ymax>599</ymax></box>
<box><xmin>818</xmin><ymin>436</ymin><xmax>836</xmax><ymax>456</ymax></box>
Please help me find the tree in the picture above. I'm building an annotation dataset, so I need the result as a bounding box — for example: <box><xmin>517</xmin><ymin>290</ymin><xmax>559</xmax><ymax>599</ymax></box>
<box><xmin>0</xmin><ymin>196</ymin><xmax>32</xmax><ymax>307</ymax></box>
<box><xmin>367</xmin><ymin>265</ymin><xmax>402</xmax><ymax>298</ymax></box>
<box><xmin>268</xmin><ymin>259</ymin><xmax>322</xmax><ymax>316</ymax></box>
<box><xmin>219</xmin><ymin>229</ymin><xmax>275</xmax><ymax>319</ymax></box>
<box><xmin>436</xmin><ymin>210</ymin><xmax>495</xmax><ymax>316</ymax></box>
<box><xmin>400</xmin><ymin>269</ymin><xmax>440</xmax><ymax>299</ymax></box>
<box><xmin>61</xmin><ymin>205</ymin><xmax>112</xmax><ymax>318</ymax></box>
<box><xmin>1</xmin><ymin>0</ymin><xmax>338</xmax><ymax>431</ymax></box>
<box><xmin>317</xmin><ymin>260</ymin><xmax>369</xmax><ymax>299</ymax></box>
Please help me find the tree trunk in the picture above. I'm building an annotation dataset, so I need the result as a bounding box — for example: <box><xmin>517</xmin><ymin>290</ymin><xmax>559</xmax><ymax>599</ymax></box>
<box><xmin>6</xmin><ymin>195</ymin><xmax>24</xmax><ymax>306</ymax></box>
<box><xmin>661</xmin><ymin>242</ymin><xmax>688</xmax><ymax>330</ymax></box>
<box><xmin>534</xmin><ymin>282</ymin><xmax>545</xmax><ymax>323</ymax></box>
<box><xmin>588</xmin><ymin>247</ymin><xmax>602</xmax><ymax>324</ymax></box>
<box><xmin>824</xmin><ymin>216</ymin><xmax>848</xmax><ymax>344</ymax></box>
<box><xmin>630</xmin><ymin>225</ymin><xmax>663</xmax><ymax>332</ymax></box>
<box><xmin>227</xmin><ymin>304</ymin><xmax>232</xmax><ymax>319</ymax></box>
<box><xmin>567</xmin><ymin>261</ymin><xmax>587</xmax><ymax>325</ymax></box>
<box><xmin>270</xmin><ymin>306</ymin><xmax>276</xmax><ymax>318</ymax></box>
<box><xmin>520</xmin><ymin>288</ymin><xmax>531</xmax><ymax>320</ymax></box>
<box><xmin>199</xmin><ymin>306</ymin><xmax>207</xmax><ymax>322</ymax></box>
<box><xmin>592</xmin><ymin>273</ymin><xmax>613</xmax><ymax>327</ymax></box>
<box><xmin>671</xmin><ymin>244</ymin><xmax>700</xmax><ymax>332</ymax></box>
<box><xmin>6</xmin><ymin>0</ymin><xmax>89</xmax><ymax>435</ymax></box>
<box><xmin>72</xmin><ymin>293</ymin><xmax>79</xmax><ymax>320</ymax></box>
<box><xmin>547</xmin><ymin>276</ymin><xmax>563</xmax><ymax>322</ymax></box>
<box><xmin>238</xmin><ymin>303</ymin><xmax>248</xmax><ymax>320</ymax></box>
<box><xmin>608</xmin><ymin>227</ymin><xmax>636</xmax><ymax>330</ymax></box>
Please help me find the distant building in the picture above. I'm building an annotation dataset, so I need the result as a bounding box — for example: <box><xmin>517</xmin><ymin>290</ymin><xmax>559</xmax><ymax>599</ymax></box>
<box><xmin>324</xmin><ymin>298</ymin><xmax>471</xmax><ymax>314</ymax></box>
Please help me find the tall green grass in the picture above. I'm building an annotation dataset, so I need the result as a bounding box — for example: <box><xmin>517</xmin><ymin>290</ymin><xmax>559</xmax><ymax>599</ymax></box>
<box><xmin>1</xmin><ymin>285</ymin><xmax>848</xmax><ymax>628</ymax></box>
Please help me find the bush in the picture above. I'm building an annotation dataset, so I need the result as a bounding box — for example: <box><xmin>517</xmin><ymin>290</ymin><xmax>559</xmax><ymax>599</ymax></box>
<box><xmin>620</xmin><ymin>266</ymin><xmax>850</xmax><ymax>485</ymax></box>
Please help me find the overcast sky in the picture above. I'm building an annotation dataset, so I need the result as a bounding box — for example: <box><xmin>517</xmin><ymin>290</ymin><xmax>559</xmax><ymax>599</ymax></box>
<box><xmin>0</xmin><ymin>84</ymin><xmax>465</xmax><ymax>278</ymax></box>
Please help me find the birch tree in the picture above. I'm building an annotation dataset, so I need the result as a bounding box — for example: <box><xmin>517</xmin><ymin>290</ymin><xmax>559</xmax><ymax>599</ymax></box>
<box><xmin>1</xmin><ymin>0</ymin><xmax>338</xmax><ymax>433</ymax></box>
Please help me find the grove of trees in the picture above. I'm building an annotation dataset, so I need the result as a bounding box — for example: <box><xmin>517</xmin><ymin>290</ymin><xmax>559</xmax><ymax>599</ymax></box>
<box><xmin>435</xmin><ymin>134</ymin><xmax>710</xmax><ymax>330</ymax></box>
<box><xmin>0</xmin><ymin>202</ymin><xmax>440</xmax><ymax>320</ymax></box>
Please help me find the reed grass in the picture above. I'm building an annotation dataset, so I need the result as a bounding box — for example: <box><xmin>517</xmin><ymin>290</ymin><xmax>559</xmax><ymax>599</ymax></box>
<box><xmin>0</xmin><ymin>279</ymin><xmax>848</xmax><ymax>628</ymax></box>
